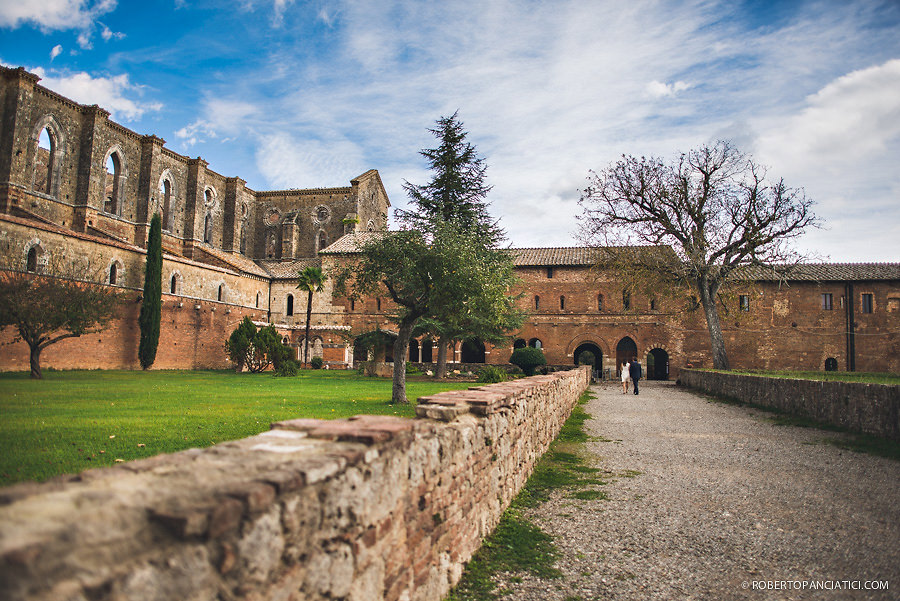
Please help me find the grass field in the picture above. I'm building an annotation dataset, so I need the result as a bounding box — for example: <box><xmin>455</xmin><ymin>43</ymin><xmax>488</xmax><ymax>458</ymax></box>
<box><xmin>0</xmin><ymin>369</ymin><xmax>473</xmax><ymax>486</ymax></box>
<box><xmin>719</xmin><ymin>370</ymin><xmax>900</xmax><ymax>386</ymax></box>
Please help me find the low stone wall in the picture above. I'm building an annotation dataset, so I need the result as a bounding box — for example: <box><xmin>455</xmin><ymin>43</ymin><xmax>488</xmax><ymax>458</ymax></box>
<box><xmin>679</xmin><ymin>369</ymin><xmax>900</xmax><ymax>441</ymax></box>
<box><xmin>0</xmin><ymin>367</ymin><xmax>591</xmax><ymax>601</ymax></box>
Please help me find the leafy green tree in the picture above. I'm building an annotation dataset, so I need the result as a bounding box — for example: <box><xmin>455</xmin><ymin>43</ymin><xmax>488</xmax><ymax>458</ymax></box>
<box><xmin>335</xmin><ymin>222</ymin><xmax>491</xmax><ymax>403</ymax></box>
<box><xmin>138</xmin><ymin>213</ymin><xmax>163</xmax><ymax>369</ymax></box>
<box><xmin>225</xmin><ymin>317</ymin><xmax>284</xmax><ymax>373</ymax></box>
<box><xmin>0</xmin><ymin>257</ymin><xmax>123</xmax><ymax>379</ymax></box>
<box><xmin>297</xmin><ymin>266</ymin><xmax>326</xmax><ymax>366</ymax></box>
<box><xmin>510</xmin><ymin>347</ymin><xmax>546</xmax><ymax>377</ymax></box>
<box><xmin>579</xmin><ymin>140</ymin><xmax>817</xmax><ymax>370</ymax></box>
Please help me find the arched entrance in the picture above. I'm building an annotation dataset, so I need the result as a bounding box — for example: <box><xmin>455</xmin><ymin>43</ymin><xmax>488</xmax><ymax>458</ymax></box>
<box><xmin>647</xmin><ymin>348</ymin><xmax>669</xmax><ymax>380</ymax></box>
<box><xmin>461</xmin><ymin>338</ymin><xmax>485</xmax><ymax>363</ymax></box>
<box><xmin>513</xmin><ymin>338</ymin><xmax>526</xmax><ymax>349</ymax></box>
<box><xmin>408</xmin><ymin>339</ymin><xmax>420</xmax><ymax>362</ymax></box>
<box><xmin>353</xmin><ymin>337</ymin><xmax>368</xmax><ymax>363</ymax></box>
<box><xmin>574</xmin><ymin>343</ymin><xmax>603</xmax><ymax>373</ymax></box>
<box><xmin>616</xmin><ymin>337</ymin><xmax>638</xmax><ymax>376</ymax></box>
<box><xmin>421</xmin><ymin>339</ymin><xmax>434</xmax><ymax>363</ymax></box>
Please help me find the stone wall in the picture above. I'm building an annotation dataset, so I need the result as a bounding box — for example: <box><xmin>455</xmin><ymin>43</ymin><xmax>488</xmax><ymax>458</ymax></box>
<box><xmin>679</xmin><ymin>369</ymin><xmax>900</xmax><ymax>441</ymax></box>
<box><xmin>0</xmin><ymin>367</ymin><xmax>592</xmax><ymax>601</ymax></box>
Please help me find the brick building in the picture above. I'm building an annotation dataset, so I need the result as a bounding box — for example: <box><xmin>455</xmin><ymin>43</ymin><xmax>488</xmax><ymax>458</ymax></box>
<box><xmin>1</xmin><ymin>65</ymin><xmax>898</xmax><ymax>376</ymax></box>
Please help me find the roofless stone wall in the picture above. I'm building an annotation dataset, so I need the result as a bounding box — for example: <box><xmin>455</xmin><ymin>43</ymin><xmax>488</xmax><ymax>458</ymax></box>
<box><xmin>679</xmin><ymin>369</ymin><xmax>900</xmax><ymax>441</ymax></box>
<box><xmin>0</xmin><ymin>367</ymin><xmax>591</xmax><ymax>601</ymax></box>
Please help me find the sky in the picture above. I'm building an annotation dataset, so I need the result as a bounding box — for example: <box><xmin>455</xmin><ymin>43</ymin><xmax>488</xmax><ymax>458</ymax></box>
<box><xmin>1</xmin><ymin>0</ymin><xmax>899</xmax><ymax>261</ymax></box>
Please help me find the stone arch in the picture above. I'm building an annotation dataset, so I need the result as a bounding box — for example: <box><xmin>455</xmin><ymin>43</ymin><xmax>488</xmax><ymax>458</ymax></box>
<box><xmin>102</xmin><ymin>145</ymin><xmax>128</xmax><ymax>216</ymax></box>
<box><xmin>408</xmin><ymin>338</ymin><xmax>420</xmax><ymax>362</ymax></box>
<box><xmin>215</xmin><ymin>281</ymin><xmax>226</xmax><ymax>302</ymax></box>
<box><xmin>203</xmin><ymin>186</ymin><xmax>218</xmax><ymax>210</ymax></box>
<box><xmin>825</xmin><ymin>357</ymin><xmax>838</xmax><ymax>371</ymax></box>
<box><xmin>513</xmin><ymin>338</ymin><xmax>527</xmax><ymax>349</ymax></box>
<box><xmin>31</xmin><ymin>115</ymin><xmax>66</xmax><ymax>198</ymax></box>
<box><xmin>158</xmin><ymin>170</ymin><xmax>177</xmax><ymax>231</ymax></box>
<box><xmin>565</xmin><ymin>333</ymin><xmax>611</xmax><ymax>361</ymax></box>
<box><xmin>316</xmin><ymin>229</ymin><xmax>328</xmax><ymax>252</ymax></box>
<box><xmin>168</xmin><ymin>270</ymin><xmax>183</xmax><ymax>295</ymax></box>
<box><xmin>366</xmin><ymin>219</ymin><xmax>376</xmax><ymax>232</ymax></box>
<box><xmin>107</xmin><ymin>258</ymin><xmax>125</xmax><ymax>286</ymax></box>
<box><xmin>573</xmin><ymin>342</ymin><xmax>603</xmax><ymax>373</ymax></box>
<box><xmin>646</xmin><ymin>346</ymin><xmax>670</xmax><ymax>380</ymax></box>
<box><xmin>203</xmin><ymin>212</ymin><xmax>213</xmax><ymax>244</ymax></box>
<box><xmin>421</xmin><ymin>338</ymin><xmax>434</xmax><ymax>363</ymax></box>
<box><xmin>616</xmin><ymin>336</ymin><xmax>638</xmax><ymax>376</ymax></box>
<box><xmin>286</xmin><ymin>293</ymin><xmax>294</xmax><ymax>316</ymax></box>
<box><xmin>528</xmin><ymin>338</ymin><xmax>542</xmax><ymax>349</ymax></box>
<box><xmin>461</xmin><ymin>338</ymin><xmax>485</xmax><ymax>363</ymax></box>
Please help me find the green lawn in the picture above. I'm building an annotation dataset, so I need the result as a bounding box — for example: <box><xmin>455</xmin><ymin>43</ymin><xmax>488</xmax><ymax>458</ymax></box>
<box><xmin>0</xmin><ymin>369</ymin><xmax>473</xmax><ymax>486</ymax></box>
<box><xmin>723</xmin><ymin>370</ymin><xmax>900</xmax><ymax>386</ymax></box>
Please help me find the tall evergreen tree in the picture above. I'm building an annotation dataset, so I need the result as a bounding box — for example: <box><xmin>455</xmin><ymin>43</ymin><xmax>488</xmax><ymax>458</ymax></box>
<box><xmin>397</xmin><ymin>112</ymin><xmax>520</xmax><ymax>377</ymax></box>
<box><xmin>138</xmin><ymin>213</ymin><xmax>163</xmax><ymax>369</ymax></box>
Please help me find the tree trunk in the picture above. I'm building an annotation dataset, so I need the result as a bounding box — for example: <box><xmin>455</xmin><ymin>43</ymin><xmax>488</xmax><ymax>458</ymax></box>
<box><xmin>29</xmin><ymin>344</ymin><xmax>42</xmax><ymax>379</ymax></box>
<box><xmin>392</xmin><ymin>316</ymin><xmax>417</xmax><ymax>404</ymax></box>
<box><xmin>304</xmin><ymin>292</ymin><xmax>313</xmax><ymax>366</ymax></box>
<box><xmin>435</xmin><ymin>334</ymin><xmax>450</xmax><ymax>379</ymax></box>
<box><xmin>698</xmin><ymin>278</ymin><xmax>730</xmax><ymax>370</ymax></box>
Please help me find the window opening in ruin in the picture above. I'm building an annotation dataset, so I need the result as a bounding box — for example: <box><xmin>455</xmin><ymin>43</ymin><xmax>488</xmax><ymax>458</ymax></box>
<box><xmin>160</xmin><ymin>179</ymin><xmax>172</xmax><ymax>231</ymax></box>
<box><xmin>461</xmin><ymin>339</ymin><xmax>486</xmax><ymax>363</ymax></box>
<box><xmin>256</xmin><ymin>292</ymin><xmax>260</xmax><ymax>308</ymax></box>
<box><xmin>109</xmin><ymin>263</ymin><xmax>117</xmax><ymax>285</ymax></box>
<box><xmin>218</xmin><ymin>284</ymin><xmax>225</xmax><ymax>302</ymax></box>
<box><xmin>560</xmin><ymin>295</ymin><xmax>565</xmax><ymax>310</ymax></box>
<box><xmin>534</xmin><ymin>295</ymin><xmax>540</xmax><ymax>310</ymax></box>
<box><xmin>821</xmin><ymin>293</ymin><xmax>833</xmax><ymax>310</ymax></box>
<box><xmin>861</xmin><ymin>293</ymin><xmax>873</xmax><ymax>314</ymax></box>
<box><xmin>376</xmin><ymin>297</ymin><xmax>381</xmax><ymax>311</ymax></box>
<box><xmin>286</xmin><ymin>294</ymin><xmax>294</xmax><ymax>316</ymax></box>
<box><xmin>104</xmin><ymin>153</ymin><xmax>121</xmax><ymax>215</ymax></box>
<box><xmin>239</xmin><ymin>228</ymin><xmax>246</xmax><ymax>254</ymax></box>
<box><xmin>170</xmin><ymin>274</ymin><xmax>178</xmax><ymax>294</ymax></box>
<box><xmin>739</xmin><ymin>295</ymin><xmax>750</xmax><ymax>312</ymax></box>
<box><xmin>650</xmin><ymin>298</ymin><xmax>657</xmax><ymax>311</ymax></box>
<box><xmin>36</xmin><ymin>127</ymin><xmax>54</xmax><ymax>195</ymax></box>
<box><xmin>824</xmin><ymin>357</ymin><xmax>838</xmax><ymax>371</ymax></box>
<box><xmin>547</xmin><ymin>266</ymin><xmax>554</xmax><ymax>279</ymax></box>
<box><xmin>513</xmin><ymin>338</ymin><xmax>527</xmax><ymax>349</ymax></box>
<box><xmin>597</xmin><ymin>294</ymin><xmax>603</xmax><ymax>311</ymax></box>
<box><xmin>623</xmin><ymin>290</ymin><xmax>631</xmax><ymax>310</ymax></box>
<box><xmin>421</xmin><ymin>339</ymin><xmax>434</xmax><ymax>363</ymax></box>
<box><xmin>408</xmin><ymin>339</ymin><xmax>420</xmax><ymax>362</ymax></box>
<box><xmin>317</xmin><ymin>230</ymin><xmax>328</xmax><ymax>252</ymax></box>
<box><xmin>204</xmin><ymin>213</ymin><xmax>212</xmax><ymax>244</ymax></box>
<box><xmin>528</xmin><ymin>338</ymin><xmax>542</xmax><ymax>349</ymax></box>
<box><xmin>26</xmin><ymin>247</ymin><xmax>38</xmax><ymax>272</ymax></box>
<box><xmin>350</xmin><ymin>299</ymin><xmax>355</xmax><ymax>311</ymax></box>
<box><xmin>647</xmin><ymin>348</ymin><xmax>669</xmax><ymax>380</ymax></box>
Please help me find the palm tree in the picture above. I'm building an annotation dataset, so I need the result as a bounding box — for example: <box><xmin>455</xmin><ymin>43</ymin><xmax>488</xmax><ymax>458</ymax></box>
<box><xmin>297</xmin><ymin>266</ymin><xmax>326</xmax><ymax>366</ymax></box>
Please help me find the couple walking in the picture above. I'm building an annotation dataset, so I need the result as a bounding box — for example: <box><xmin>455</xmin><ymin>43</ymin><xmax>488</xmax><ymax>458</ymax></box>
<box><xmin>621</xmin><ymin>357</ymin><xmax>642</xmax><ymax>395</ymax></box>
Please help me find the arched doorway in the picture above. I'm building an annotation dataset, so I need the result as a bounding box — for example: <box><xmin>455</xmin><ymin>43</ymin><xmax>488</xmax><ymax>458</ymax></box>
<box><xmin>421</xmin><ymin>339</ymin><xmax>434</xmax><ymax>363</ymax></box>
<box><xmin>513</xmin><ymin>338</ymin><xmax>527</xmax><ymax>349</ymax></box>
<box><xmin>461</xmin><ymin>338</ymin><xmax>485</xmax><ymax>363</ymax></box>
<box><xmin>647</xmin><ymin>348</ymin><xmax>669</xmax><ymax>380</ymax></box>
<box><xmin>616</xmin><ymin>336</ymin><xmax>638</xmax><ymax>376</ymax></box>
<box><xmin>353</xmin><ymin>337</ymin><xmax>369</xmax><ymax>364</ymax></box>
<box><xmin>574</xmin><ymin>343</ymin><xmax>603</xmax><ymax>374</ymax></box>
<box><xmin>825</xmin><ymin>357</ymin><xmax>838</xmax><ymax>372</ymax></box>
<box><xmin>408</xmin><ymin>339</ymin><xmax>420</xmax><ymax>362</ymax></box>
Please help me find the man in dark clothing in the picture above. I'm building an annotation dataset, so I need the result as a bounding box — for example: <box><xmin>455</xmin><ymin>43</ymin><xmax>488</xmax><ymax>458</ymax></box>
<box><xmin>629</xmin><ymin>357</ymin><xmax>642</xmax><ymax>395</ymax></box>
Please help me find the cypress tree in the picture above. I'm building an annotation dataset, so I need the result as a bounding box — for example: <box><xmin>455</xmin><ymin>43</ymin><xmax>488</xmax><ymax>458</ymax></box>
<box><xmin>139</xmin><ymin>213</ymin><xmax>162</xmax><ymax>369</ymax></box>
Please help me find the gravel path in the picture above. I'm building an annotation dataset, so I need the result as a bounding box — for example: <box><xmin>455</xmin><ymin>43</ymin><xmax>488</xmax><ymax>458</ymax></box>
<box><xmin>506</xmin><ymin>380</ymin><xmax>900</xmax><ymax>600</ymax></box>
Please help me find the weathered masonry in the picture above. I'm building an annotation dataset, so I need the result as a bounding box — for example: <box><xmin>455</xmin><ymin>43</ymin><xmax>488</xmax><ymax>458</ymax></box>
<box><xmin>1</xmin><ymin>64</ymin><xmax>899</xmax><ymax>375</ymax></box>
<box><xmin>0</xmin><ymin>368</ymin><xmax>591</xmax><ymax>601</ymax></box>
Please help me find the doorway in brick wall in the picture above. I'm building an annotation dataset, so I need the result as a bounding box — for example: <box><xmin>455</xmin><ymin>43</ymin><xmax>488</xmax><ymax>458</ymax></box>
<box><xmin>647</xmin><ymin>348</ymin><xmax>669</xmax><ymax>380</ymax></box>
<box><xmin>616</xmin><ymin>336</ymin><xmax>638</xmax><ymax>377</ymax></box>
<box><xmin>574</xmin><ymin>343</ymin><xmax>603</xmax><ymax>375</ymax></box>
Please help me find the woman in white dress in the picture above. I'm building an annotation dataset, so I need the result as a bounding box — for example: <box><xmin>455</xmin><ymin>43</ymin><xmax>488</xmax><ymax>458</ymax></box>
<box><xmin>621</xmin><ymin>361</ymin><xmax>631</xmax><ymax>394</ymax></box>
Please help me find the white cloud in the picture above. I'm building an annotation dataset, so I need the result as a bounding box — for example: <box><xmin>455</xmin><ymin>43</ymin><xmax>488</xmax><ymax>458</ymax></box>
<box><xmin>100</xmin><ymin>23</ymin><xmax>125</xmax><ymax>41</ymax></box>
<box><xmin>255</xmin><ymin>132</ymin><xmax>365</xmax><ymax>189</ymax></box>
<box><xmin>49</xmin><ymin>44</ymin><xmax>63</xmax><ymax>60</ymax></box>
<box><xmin>176</xmin><ymin>98</ymin><xmax>261</xmax><ymax>147</ymax></box>
<box><xmin>31</xmin><ymin>68</ymin><xmax>162</xmax><ymax>121</ymax></box>
<box><xmin>646</xmin><ymin>80</ymin><xmax>692</xmax><ymax>98</ymax></box>
<box><xmin>76</xmin><ymin>30</ymin><xmax>93</xmax><ymax>49</ymax></box>
<box><xmin>0</xmin><ymin>0</ymin><xmax>116</xmax><ymax>31</ymax></box>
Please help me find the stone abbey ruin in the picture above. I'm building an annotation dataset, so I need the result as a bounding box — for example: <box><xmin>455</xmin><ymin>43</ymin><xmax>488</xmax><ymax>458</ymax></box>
<box><xmin>1</xmin><ymin>64</ymin><xmax>898</xmax><ymax>376</ymax></box>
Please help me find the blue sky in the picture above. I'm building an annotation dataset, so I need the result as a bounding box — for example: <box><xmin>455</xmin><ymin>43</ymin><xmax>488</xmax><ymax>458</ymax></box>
<box><xmin>2</xmin><ymin>0</ymin><xmax>899</xmax><ymax>261</ymax></box>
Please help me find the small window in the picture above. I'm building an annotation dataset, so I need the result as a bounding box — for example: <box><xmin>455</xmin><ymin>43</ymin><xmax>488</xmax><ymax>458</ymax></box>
<box><xmin>376</xmin><ymin>297</ymin><xmax>381</xmax><ymax>311</ymax></box>
<box><xmin>160</xmin><ymin>178</ymin><xmax>173</xmax><ymax>231</ymax></box>
<box><xmin>204</xmin><ymin>213</ymin><xmax>212</xmax><ymax>244</ymax></box>
<box><xmin>26</xmin><ymin>247</ymin><xmax>38</xmax><ymax>272</ymax></box>
<box><xmin>650</xmin><ymin>298</ymin><xmax>657</xmax><ymax>311</ymax></box>
<box><xmin>513</xmin><ymin>338</ymin><xmax>526</xmax><ymax>349</ymax></box>
<box><xmin>170</xmin><ymin>275</ymin><xmax>177</xmax><ymax>294</ymax></box>
<box><xmin>218</xmin><ymin>284</ymin><xmax>225</xmax><ymax>302</ymax></box>
<box><xmin>739</xmin><ymin>295</ymin><xmax>750</xmax><ymax>312</ymax></box>
<box><xmin>286</xmin><ymin>294</ymin><xmax>294</xmax><ymax>316</ymax></box>
<box><xmin>350</xmin><ymin>298</ymin><xmax>356</xmax><ymax>311</ymax></box>
<box><xmin>255</xmin><ymin>292</ymin><xmax>260</xmax><ymax>308</ymax></box>
<box><xmin>824</xmin><ymin>357</ymin><xmax>838</xmax><ymax>371</ymax></box>
<box><xmin>623</xmin><ymin>290</ymin><xmax>631</xmax><ymax>311</ymax></box>
<box><xmin>861</xmin><ymin>293</ymin><xmax>873</xmax><ymax>314</ymax></box>
<box><xmin>104</xmin><ymin>152</ymin><xmax>121</xmax><ymax>215</ymax></box>
<box><xmin>109</xmin><ymin>263</ymin><xmax>118</xmax><ymax>285</ymax></box>
<box><xmin>821</xmin><ymin>293</ymin><xmax>833</xmax><ymax>311</ymax></box>
<box><xmin>528</xmin><ymin>338</ymin><xmax>542</xmax><ymax>349</ymax></box>
<box><xmin>559</xmin><ymin>295</ymin><xmax>565</xmax><ymax>310</ymax></box>
<box><xmin>534</xmin><ymin>295</ymin><xmax>540</xmax><ymax>310</ymax></box>
<box><xmin>547</xmin><ymin>266</ymin><xmax>554</xmax><ymax>279</ymax></box>
<box><xmin>597</xmin><ymin>294</ymin><xmax>603</xmax><ymax>311</ymax></box>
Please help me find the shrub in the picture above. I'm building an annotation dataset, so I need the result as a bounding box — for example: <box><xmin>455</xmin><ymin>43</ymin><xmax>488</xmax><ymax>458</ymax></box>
<box><xmin>274</xmin><ymin>359</ymin><xmax>298</xmax><ymax>377</ymax></box>
<box><xmin>405</xmin><ymin>363</ymin><xmax>420</xmax><ymax>375</ymax></box>
<box><xmin>478</xmin><ymin>365</ymin><xmax>507</xmax><ymax>383</ymax></box>
<box><xmin>510</xmin><ymin>347</ymin><xmax>546</xmax><ymax>377</ymax></box>
<box><xmin>310</xmin><ymin>356</ymin><xmax>324</xmax><ymax>369</ymax></box>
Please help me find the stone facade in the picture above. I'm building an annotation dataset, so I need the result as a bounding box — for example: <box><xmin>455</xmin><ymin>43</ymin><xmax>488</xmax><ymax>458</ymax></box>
<box><xmin>0</xmin><ymin>367</ymin><xmax>591</xmax><ymax>601</ymax></box>
<box><xmin>1</xmin><ymin>64</ymin><xmax>899</xmax><ymax>375</ymax></box>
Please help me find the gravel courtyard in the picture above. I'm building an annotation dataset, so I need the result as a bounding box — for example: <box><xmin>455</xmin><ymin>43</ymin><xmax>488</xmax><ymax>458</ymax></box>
<box><xmin>508</xmin><ymin>380</ymin><xmax>899</xmax><ymax>600</ymax></box>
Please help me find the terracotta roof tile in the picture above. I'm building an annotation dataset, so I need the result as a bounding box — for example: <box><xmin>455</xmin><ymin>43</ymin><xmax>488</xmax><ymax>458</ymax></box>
<box><xmin>257</xmin><ymin>258</ymin><xmax>322</xmax><ymax>279</ymax></box>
